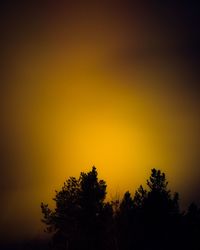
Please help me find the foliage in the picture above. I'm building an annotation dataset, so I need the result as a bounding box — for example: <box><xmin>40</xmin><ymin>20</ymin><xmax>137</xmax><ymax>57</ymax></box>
<box><xmin>41</xmin><ymin>167</ymin><xmax>112</xmax><ymax>249</ymax></box>
<box><xmin>41</xmin><ymin>167</ymin><xmax>200</xmax><ymax>250</ymax></box>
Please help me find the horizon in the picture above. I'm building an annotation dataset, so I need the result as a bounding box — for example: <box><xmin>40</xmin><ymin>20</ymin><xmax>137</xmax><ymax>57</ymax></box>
<box><xmin>0</xmin><ymin>166</ymin><xmax>198</xmax><ymax>245</ymax></box>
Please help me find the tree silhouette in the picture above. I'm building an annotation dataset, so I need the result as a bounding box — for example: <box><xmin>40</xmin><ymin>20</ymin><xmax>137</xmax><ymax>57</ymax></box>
<box><xmin>41</xmin><ymin>167</ymin><xmax>200</xmax><ymax>250</ymax></box>
<box><xmin>116</xmin><ymin>169</ymin><xmax>181</xmax><ymax>250</ymax></box>
<box><xmin>141</xmin><ymin>169</ymin><xmax>180</xmax><ymax>249</ymax></box>
<box><xmin>133</xmin><ymin>185</ymin><xmax>147</xmax><ymax>209</ymax></box>
<box><xmin>41</xmin><ymin>167</ymin><xmax>113</xmax><ymax>250</ymax></box>
<box><xmin>145</xmin><ymin>169</ymin><xmax>179</xmax><ymax>216</ymax></box>
<box><xmin>115</xmin><ymin>191</ymin><xmax>134</xmax><ymax>250</ymax></box>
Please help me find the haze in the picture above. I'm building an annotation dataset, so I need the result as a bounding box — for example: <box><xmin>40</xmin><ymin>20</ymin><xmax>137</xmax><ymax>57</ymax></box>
<box><xmin>1</xmin><ymin>2</ymin><xmax>200</xmax><ymax>243</ymax></box>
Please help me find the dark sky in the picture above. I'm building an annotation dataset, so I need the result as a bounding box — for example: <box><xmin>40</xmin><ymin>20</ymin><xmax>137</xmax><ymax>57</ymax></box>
<box><xmin>1</xmin><ymin>1</ymin><xmax>200</xmax><ymax>244</ymax></box>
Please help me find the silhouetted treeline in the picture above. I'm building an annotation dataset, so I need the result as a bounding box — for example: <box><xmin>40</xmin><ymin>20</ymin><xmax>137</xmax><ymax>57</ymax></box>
<box><xmin>41</xmin><ymin>167</ymin><xmax>200</xmax><ymax>250</ymax></box>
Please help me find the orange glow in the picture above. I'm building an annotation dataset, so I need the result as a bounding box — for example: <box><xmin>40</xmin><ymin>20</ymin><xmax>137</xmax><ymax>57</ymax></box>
<box><xmin>2</xmin><ymin>2</ymin><xmax>200</xmax><ymax>242</ymax></box>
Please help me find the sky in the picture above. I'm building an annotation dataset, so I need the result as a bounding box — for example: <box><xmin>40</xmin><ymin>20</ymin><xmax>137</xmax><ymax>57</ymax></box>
<box><xmin>1</xmin><ymin>1</ymin><xmax>200</xmax><ymax>244</ymax></box>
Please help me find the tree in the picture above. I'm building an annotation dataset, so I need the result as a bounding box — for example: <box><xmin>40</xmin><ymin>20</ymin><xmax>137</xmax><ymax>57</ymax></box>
<box><xmin>133</xmin><ymin>185</ymin><xmax>147</xmax><ymax>209</ymax></box>
<box><xmin>41</xmin><ymin>167</ymin><xmax>112</xmax><ymax>250</ymax></box>
<box><xmin>41</xmin><ymin>166</ymin><xmax>200</xmax><ymax>250</ymax></box>
<box><xmin>137</xmin><ymin>169</ymin><xmax>180</xmax><ymax>250</ymax></box>
<box><xmin>145</xmin><ymin>168</ymin><xmax>180</xmax><ymax>216</ymax></box>
<box><xmin>116</xmin><ymin>192</ymin><xmax>134</xmax><ymax>250</ymax></box>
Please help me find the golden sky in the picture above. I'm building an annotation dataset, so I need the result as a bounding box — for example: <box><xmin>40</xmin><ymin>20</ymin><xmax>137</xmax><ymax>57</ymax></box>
<box><xmin>1</xmin><ymin>2</ymin><xmax>200</xmax><ymax>242</ymax></box>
